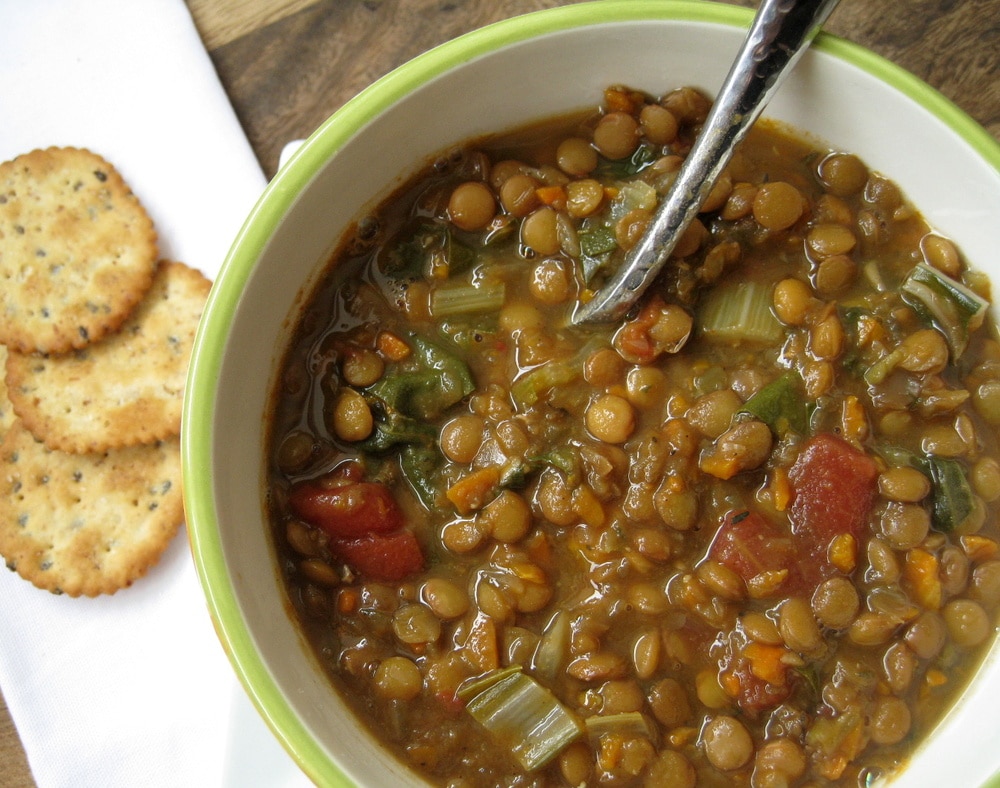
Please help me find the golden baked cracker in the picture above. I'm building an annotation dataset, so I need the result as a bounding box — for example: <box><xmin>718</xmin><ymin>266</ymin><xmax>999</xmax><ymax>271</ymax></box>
<box><xmin>0</xmin><ymin>420</ymin><xmax>183</xmax><ymax>597</ymax></box>
<box><xmin>0</xmin><ymin>147</ymin><xmax>158</xmax><ymax>354</ymax></box>
<box><xmin>5</xmin><ymin>261</ymin><xmax>211</xmax><ymax>453</ymax></box>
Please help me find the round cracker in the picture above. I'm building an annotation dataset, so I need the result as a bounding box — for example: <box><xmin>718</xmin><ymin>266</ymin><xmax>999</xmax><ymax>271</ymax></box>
<box><xmin>0</xmin><ymin>147</ymin><xmax>158</xmax><ymax>354</ymax></box>
<box><xmin>0</xmin><ymin>420</ymin><xmax>183</xmax><ymax>597</ymax></box>
<box><xmin>5</xmin><ymin>260</ymin><xmax>211</xmax><ymax>453</ymax></box>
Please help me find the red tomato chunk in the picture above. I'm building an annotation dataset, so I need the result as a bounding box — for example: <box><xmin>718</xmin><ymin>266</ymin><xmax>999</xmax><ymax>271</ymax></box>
<box><xmin>288</xmin><ymin>481</ymin><xmax>404</xmax><ymax>540</ymax></box>
<box><xmin>332</xmin><ymin>530</ymin><xmax>425</xmax><ymax>582</ymax></box>
<box><xmin>289</xmin><ymin>480</ymin><xmax>423</xmax><ymax>581</ymax></box>
<box><xmin>709</xmin><ymin>509</ymin><xmax>798</xmax><ymax>588</ymax></box>
<box><xmin>788</xmin><ymin>433</ymin><xmax>878</xmax><ymax>576</ymax></box>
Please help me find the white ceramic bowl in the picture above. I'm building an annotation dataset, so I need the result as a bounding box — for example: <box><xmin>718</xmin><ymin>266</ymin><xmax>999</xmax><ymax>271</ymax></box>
<box><xmin>182</xmin><ymin>2</ymin><xmax>1000</xmax><ymax>786</ymax></box>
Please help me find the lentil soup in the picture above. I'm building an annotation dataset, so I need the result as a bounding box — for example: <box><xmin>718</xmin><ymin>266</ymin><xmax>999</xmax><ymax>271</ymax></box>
<box><xmin>266</xmin><ymin>85</ymin><xmax>1000</xmax><ymax>787</ymax></box>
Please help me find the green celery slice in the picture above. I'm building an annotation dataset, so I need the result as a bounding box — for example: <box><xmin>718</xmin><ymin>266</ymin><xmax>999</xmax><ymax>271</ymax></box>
<box><xmin>464</xmin><ymin>669</ymin><xmax>584</xmax><ymax>771</ymax></box>
<box><xmin>585</xmin><ymin>712</ymin><xmax>659</xmax><ymax>743</ymax></box>
<box><xmin>900</xmin><ymin>262</ymin><xmax>989</xmax><ymax>358</ymax></box>
<box><xmin>698</xmin><ymin>279</ymin><xmax>784</xmax><ymax>345</ymax></box>
<box><xmin>431</xmin><ymin>280</ymin><xmax>506</xmax><ymax>317</ymax></box>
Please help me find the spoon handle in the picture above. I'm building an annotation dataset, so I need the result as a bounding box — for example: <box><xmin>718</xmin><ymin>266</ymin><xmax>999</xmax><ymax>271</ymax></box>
<box><xmin>573</xmin><ymin>0</ymin><xmax>841</xmax><ymax>325</ymax></box>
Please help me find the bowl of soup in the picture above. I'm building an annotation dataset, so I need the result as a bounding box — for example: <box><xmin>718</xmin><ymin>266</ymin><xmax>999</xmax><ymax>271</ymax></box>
<box><xmin>182</xmin><ymin>1</ymin><xmax>1000</xmax><ymax>786</ymax></box>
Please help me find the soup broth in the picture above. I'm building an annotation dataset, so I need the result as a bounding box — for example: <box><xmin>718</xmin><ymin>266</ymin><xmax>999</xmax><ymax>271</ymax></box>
<box><xmin>267</xmin><ymin>85</ymin><xmax>1000</xmax><ymax>787</ymax></box>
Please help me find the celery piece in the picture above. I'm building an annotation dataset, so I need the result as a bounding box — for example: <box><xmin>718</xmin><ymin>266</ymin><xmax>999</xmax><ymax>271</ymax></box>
<box><xmin>609</xmin><ymin>180</ymin><xmax>658</xmax><ymax>221</ymax></box>
<box><xmin>431</xmin><ymin>280</ymin><xmax>506</xmax><ymax>318</ymax></box>
<box><xmin>584</xmin><ymin>712</ymin><xmax>659</xmax><ymax>743</ymax></box>
<box><xmin>900</xmin><ymin>262</ymin><xmax>989</xmax><ymax>358</ymax></box>
<box><xmin>698</xmin><ymin>280</ymin><xmax>784</xmax><ymax>345</ymax></box>
<box><xmin>511</xmin><ymin>360</ymin><xmax>580</xmax><ymax>409</ymax></box>
<box><xmin>862</xmin><ymin>346</ymin><xmax>906</xmax><ymax>386</ymax></box>
<box><xmin>530</xmin><ymin>610</ymin><xmax>571</xmax><ymax>681</ymax></box>
<box><xmin>456</xmin><ymin>665</ymin><xmax>524</xmax><ymax>702</ymax></box>
<box><xmin>464</xmin><ymin>668</ymin><xmax>584</xmax><ymax>771</ymax></box>
<box><xmin>740</xmin><ymin>371</ymin><xmax>809</xmax><ymax>435</ymax></box>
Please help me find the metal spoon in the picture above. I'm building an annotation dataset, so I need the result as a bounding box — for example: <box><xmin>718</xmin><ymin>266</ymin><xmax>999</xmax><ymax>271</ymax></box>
<box><xmin>572</xmin><ymin>0</ymin><xmax>841</xmax><ymax>325</ymax></box>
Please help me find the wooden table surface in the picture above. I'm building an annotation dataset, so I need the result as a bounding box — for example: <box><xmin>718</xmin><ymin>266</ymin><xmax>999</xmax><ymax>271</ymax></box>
<box><xmin>1</xmin><ymin>0</ymin><xmax>997</xmax><ymax>785</ymax></box>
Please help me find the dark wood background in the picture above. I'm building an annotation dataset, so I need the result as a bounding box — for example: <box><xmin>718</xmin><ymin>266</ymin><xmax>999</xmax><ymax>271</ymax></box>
<box><xmin>1</xmin><ymin>0</ymin><xmax>997</xmax><ymax>784</ymax></box>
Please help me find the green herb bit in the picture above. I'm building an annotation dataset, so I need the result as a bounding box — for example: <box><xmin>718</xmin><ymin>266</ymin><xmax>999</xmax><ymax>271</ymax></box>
<box><xmin>740</xmin><ymin>371</ymin><xmax>810</xmax><ymax>436</ymax></box>
<box><xmin>698</xmin><ymin>279</ymin><xmax>784</xmax><ymax>345</ymax></box>
<box><xmin>805</xmin><ymin>710</ymin><xmax>863</xmax><ymax>760</ymax></box>
<box><xmin>400</xmin><ymin>444</ymin><xmax>443</xmax><ymax>510</ymax></box>
<box><xmin>579</xmin><ymin>225</ymin><xmax>617</xmax><ymax>258</ymax></box>
<box><xmin>464</xmin><ymin>668</ymin><xmax>584</xmax><ymax>771</ymax></box>
<box><xmin>527</xmin><ymin>446</ymin><xmax>580</xmax><ymax>482</ymax></box>
<box><xmin>593</xmin><ymin>142</ymin><xmax>658</xmax><ymax>179</ymax></box>
<box><xmin>879</xmin><ymin>448</ymin><xmax>979</xmax><ymax>533</ymax></box>
<box><xmin>431</xmin><ymin>279</ymin><xmax>506</xmax><ymax>318</ymax></box>
<box><xmin>921</xmin><ymin>456</ymin><xmax>978</xmax><ymax>533</ymax></box>
<box><xmin>900</xmin><ymin>262</ymin><xmax>989</xmax><ymax>359</ymax></box>
<box><xmin>387</xmin><ymin>221</ymin><xmax>475</xmax><ymax>280</ymax></box>
<box><xmin>408</xmin><ymin>335</ymin><xmax>475</xmax><ymax>417</ymax></box>
<box><xmin>358</xmin><ymin>398</ymin><xmax>437</xmax><ymax>454</ymax></box>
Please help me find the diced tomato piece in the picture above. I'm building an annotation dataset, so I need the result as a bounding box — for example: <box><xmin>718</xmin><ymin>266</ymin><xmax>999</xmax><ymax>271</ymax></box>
<box><xmin>288</xmin><ymin>481</ymin><xmax>404</xmax><ymax>540</ymax></box>
<box><xmin>787</xmin><ymin>433</ymin><xmax>878</xmax><ymax>571</ymax></box>
<box><xmin>332</xmin><ymin>530</ymin><xmax>425</xmax><ymax>581</ymax></box>
<box><xmin>719</xmin><ymin>645</ymin><xmax>795</xmax><ymax>717</ymax></box>
<box><xmin>709</xmin><ymin>509</ymin><xmax>802</xmax><ymax>593</ymax></box>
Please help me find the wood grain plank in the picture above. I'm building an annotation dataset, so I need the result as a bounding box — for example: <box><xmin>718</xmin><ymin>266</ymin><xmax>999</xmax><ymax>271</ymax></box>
<box><xmin>186</xmin><ymin>0</ymin><xmax>318</xmax><ymax>49</ymax></box>
<box><xmin>0</xmin><ymin>690</ymin><xmax>34</xmax><ymax>788</ymax></box>
<box><xmin>201</xmin><ymin>0</ymin><xmax>999</xmax><ymax>178</ymax></box>
<box><xmin>203</xmin><ymin>0</ymin><xmax>595</xmax><ymax>176</ymax></box>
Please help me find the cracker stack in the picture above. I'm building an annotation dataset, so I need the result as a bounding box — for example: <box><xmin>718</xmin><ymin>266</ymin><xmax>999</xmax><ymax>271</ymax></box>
<box><xmin>0</xmin><ymin>147</ymin><xmax>211</xmax><ymax>596</ymax></box>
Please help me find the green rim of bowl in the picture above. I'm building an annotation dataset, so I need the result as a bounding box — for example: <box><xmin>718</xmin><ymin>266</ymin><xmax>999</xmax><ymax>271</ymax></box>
<box><xmin>182</xmin><ymin>1</ymin><xmax>1000</xmax><ymax>786</ymax></box>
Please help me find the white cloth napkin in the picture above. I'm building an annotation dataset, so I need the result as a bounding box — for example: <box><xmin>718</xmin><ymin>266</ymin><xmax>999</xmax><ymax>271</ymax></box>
<box><xmin>0</xmin><ymin>2</ymin><xmax>308</xmax><ymax>786</ymax></box>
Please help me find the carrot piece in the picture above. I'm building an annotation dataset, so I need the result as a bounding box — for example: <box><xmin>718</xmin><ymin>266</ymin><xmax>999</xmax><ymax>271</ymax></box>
<box><xmin>769</xmin><ymin>467</ymin><xmax>792</xmax><ymax>513</ymax></box>
<box><xmin>603</xmin><ymin>86</ymin><xmax>634</xmax><ymax>114</ymax></box>
<box><xmin>744</xmin><ymin>642</ymin><xmax>788</xmax><ymax>686</ymax></box>
<box><xmin>572</xmin><ymin>485</ymin><xmax>605</xmax><ymax>527</ymax></box>
<box><xmin>840</xmin><ymin>395</ymin><xmax>869</xmax><ymax>443</ymax></box>
<box><xmin>904</xmin><ymin>548</ymin><xmax>942</xmax><ymax>610</ymax></box>
<box><xmin>535</xmin><ymin>185</ymin><xmax>566</xmax><ymax>209</ymax></box>
<box><xmin>961</xmin><ymin>535</ymin><xmax>999</xmax><ymax>562</ymax></box>
<box><xmin>719</xmin><ymin>670</ymin><xmax>742</xmax><ymax>698</ymax></box>
<box><xmin>463</xmin><ymin>613</ymin><xmax>499</xmax><ymax>673</ymax></box>
<box><xmin>337</xmin><ymin>587</ymin><xmax>359</xmax><ymax>614</ymax></box>
<box><xmin>926</xmin><ymin>669</ymin><xmax>948</xmax><ymax>688</ymax></box>
<box><xmin>377</xmin><ymin>330</ymin><xmax>411</xmax><ymax>361</ymax></box>
<box><xmin>701</xmin><ymin>451</ymin><xmax>742</xmax><ymax>480</ymax></box>
<box><xmin>828</xmin><ymin>533</ymin><xmax>857</xmax><ymax>574</ymax></box>
<box><xmin>445</xmin><ymin>466</ymin><xmax>502</xmax><ymax>514</ymax></box>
